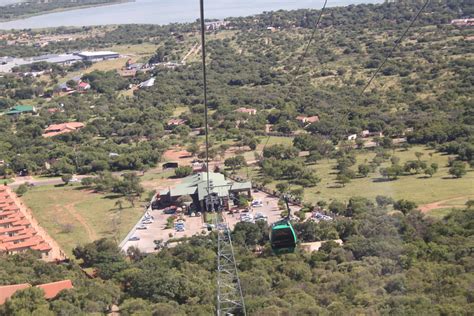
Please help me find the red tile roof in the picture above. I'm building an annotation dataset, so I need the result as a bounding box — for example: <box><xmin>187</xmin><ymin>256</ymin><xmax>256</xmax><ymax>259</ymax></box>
<box><xmin>0</xmin><ymin>284</ymin><xmax>31</xmax><ymax>304</ymax></box>
<box><xmin>43</xmin><ymin>122</ymin><xmax>85</xmax><ymax>138</ymax></box>
<box><xmin>0</xmin><ymin>280</ymin><xmax>73</xmax><ymax>304</ymax></box>
<box><xmin>0</xmin><ymin>188</ymin><xmax>52</xmax><ymax>257</ymax></box>
<box><xmin>36</xmin><ymin>280</ymin><xmax>73</xmax><ymax>299</ymax></box>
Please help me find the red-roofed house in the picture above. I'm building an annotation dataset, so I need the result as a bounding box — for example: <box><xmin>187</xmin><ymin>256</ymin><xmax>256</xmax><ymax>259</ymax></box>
<box><xmin>167</xmin><ymin>118</ymin><xmax>187</xmax><ymax>127</ymax></box>
<box><xmin>77</xmin><ymin>82</ymin><xmax>91</xmax><ymax>91</ymax></box>
<box><xmin>43</xmin><ymin>122</ymin><xmax>85</xmax><ymax>138</ymax></box>
<box><xmin>0</xmin><ymin>280</ymin><xmax>73</xmax><ymax>305</ymax></box>
<box><xmin>296</xmin><ymin>115</ymin><xmax>319</xmax><ymax>124</ymax></box>
<box><xmin>0</xmin><ymin>284</ymin><xmax>31</xmax><ymax>305</ymax></box>
<box><xmin>0</xmin><ymin>186</ymin><xmax>62</xmax><ymax>261</ymax></box>
<box><xmin>235</xmin><ymin>107</ymin><xmax>257</xmax><ymax>115</ymax></box>
<box><xmin>36</xmin><ymin>280</ymin><xmax>73</xmax><ymax>299</ymax></box>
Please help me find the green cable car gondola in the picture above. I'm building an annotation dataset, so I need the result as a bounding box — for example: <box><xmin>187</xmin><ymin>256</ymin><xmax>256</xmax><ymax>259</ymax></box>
<box><xmin>270</xmin><ymin>196</ymin><xmax>297</xmax><ymax>254</ymax></box>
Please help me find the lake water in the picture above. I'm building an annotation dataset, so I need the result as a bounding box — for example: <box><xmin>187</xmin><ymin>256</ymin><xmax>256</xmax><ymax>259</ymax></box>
<box><xmin>0</xmin><ymin>0</ymin><xmax>382</xmax><ymax>30</ymax></box>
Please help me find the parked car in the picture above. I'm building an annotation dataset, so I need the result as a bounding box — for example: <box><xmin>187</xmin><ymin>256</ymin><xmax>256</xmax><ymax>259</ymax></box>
<box><xmin>136</xmin><ymin>225</ymin><xmax>147</xmax><ymax>230</ymax></box>
<box><xmin>255</xmin><ymin>212</ymin><xmax>268</xmax><ymax>221</ymax></box>
<box><xmin>142</xmin><ymin>220</ymin><xmax>153</xmax><ymax>225</ymax></box>
<box><xmin>251</xmin><ymin>200</ymin><xmax>263</xmax><ymax>207</ymax></box>
<box><xmin>129</xmin><ymin>236</ymin><xmax>140</xmax><ymax>241</ymax></box>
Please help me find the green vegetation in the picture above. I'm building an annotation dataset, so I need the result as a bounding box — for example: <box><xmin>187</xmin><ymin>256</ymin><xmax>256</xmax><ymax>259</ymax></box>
<box><xmin>1</xmin><ymin>204</ymin><xmax>472</xmax><ymax>314</ymax></box>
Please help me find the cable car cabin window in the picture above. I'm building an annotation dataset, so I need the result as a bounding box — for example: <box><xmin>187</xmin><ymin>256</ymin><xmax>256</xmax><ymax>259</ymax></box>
<box><xmin>271</xmin><ymin>227</ymin><xmax>296</xmax><ymax>248</ymax></box>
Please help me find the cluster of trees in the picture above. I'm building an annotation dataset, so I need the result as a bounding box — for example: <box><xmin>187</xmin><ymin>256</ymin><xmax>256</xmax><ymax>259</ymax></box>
<box><xmin>260</xmin><ymin>144</ymin><xmax>321</xmax><ymax>187</ymax></box>
<box><xmin>81</xmin><ymin>172</ymin><xmax>144</xmax><ymax>205</ymax></box>
<box><xmin>1</xmin><ymin>0</ymin><xmax>472</xmax><ymax>181</ymax></box>
<box><xmin>1</xmin><ymin>197</ymin><xmax>472</xmax><ymax>314</ymax></box>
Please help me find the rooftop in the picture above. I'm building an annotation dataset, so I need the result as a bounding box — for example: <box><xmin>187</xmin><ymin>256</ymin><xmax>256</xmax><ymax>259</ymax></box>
<box><xmin>161</xmin><ymin>172</ymin><xmax>251</xmax><ymax>201</ymax></box>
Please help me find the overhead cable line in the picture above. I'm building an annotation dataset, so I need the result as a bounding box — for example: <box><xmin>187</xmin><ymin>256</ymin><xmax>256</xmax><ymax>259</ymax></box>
<box><xmin>360</xmin><ymin>0</ymin><xmax>431</xmax><ymax>95</ymax></box>
<box><xmin>261</xmin><ymin>0</ymin><xmax>328</xmax><ymax>153</ymax></box>
<box><xmin>199</xmin><ymin>0</ymin><xmax>211</xmax><ymax>194</ymax></box>
<box><xmin>198</xmin><ymin>1</ymin><xmax>246</xmax><ymax>315</ymax></box>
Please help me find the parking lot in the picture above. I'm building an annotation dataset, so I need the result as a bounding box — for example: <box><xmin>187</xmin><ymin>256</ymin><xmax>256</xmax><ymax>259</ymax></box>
<box><xmin>121</xmin><ymin>190</ymin><xmax>301</xmax><ymax>253</ymax></box>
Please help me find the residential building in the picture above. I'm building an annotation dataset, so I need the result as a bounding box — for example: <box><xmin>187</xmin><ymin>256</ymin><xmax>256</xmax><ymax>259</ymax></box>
<box><xmin>139</xmin><ymin>77</ymin><xmax>155</xmax><ymax>88</ymax></box>
<box><xmin>451</xmin><ymin>18</ymin><xmax>474</xmax><ymax>26</ymax></box>
<box><xmin>5</xmin><ymin>105</ymin><xmax>36</xmax><ymax>116</ymax></box>
<box><xmin>235</xmin><ymin>107</ymin><xmax>257</xmax><ymax>115</ymax></box>
<box><xmin>159</xmin><ymin>172</ymin><xmax>252</xmax><ymax>212</ymax></box>
<box><xmin>296</xmin><ymin>115</ymin><xmax>319</xmax><ymax>124</ymax></box>
<box><xmin>0</xmin><ymin>280</ymin><xmax>73</xmax><ymax>305</ymax></box>
<box><xmin>167</xmin><ymin>118</ymin><xmax>187</xmax><ymax>126</ymax></box>
<box><xmin>42</xmin><ymin>122</ymin><xmax>85</xmax><ymax>138</ymax></box>
<box><xmin>0</xmin><ymin>187</ymin><xmax>54</xmax><ymax>260</ymax></box>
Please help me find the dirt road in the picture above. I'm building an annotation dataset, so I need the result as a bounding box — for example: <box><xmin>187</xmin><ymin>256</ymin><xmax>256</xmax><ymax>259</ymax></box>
<box><xmin>418</xmin><ymin>195</ymin><xmax>473</xmax><ymax>213</ymax></box>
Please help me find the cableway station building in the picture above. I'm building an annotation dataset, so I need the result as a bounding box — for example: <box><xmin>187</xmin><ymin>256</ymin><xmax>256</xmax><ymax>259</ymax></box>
<box><xmin>158</xmin><ymin>172</ymin><xmax>252</xmax><ymax>212</ymax></box>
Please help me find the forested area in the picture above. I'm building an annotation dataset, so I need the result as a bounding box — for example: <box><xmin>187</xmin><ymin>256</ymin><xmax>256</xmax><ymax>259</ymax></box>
<box><xmin>0</xmin><ymin>0</ymin><xmax>472</xmax><ymax>179</ymax></box>
<box><xmin>1</xmin><ymin>204</ymin><xmax>472</xmax><ymax>315</ymax></box>
<box><xmin>0</xmin><ymin>0</ymin><xmax>129</xmax><ymax>21</ymax></box>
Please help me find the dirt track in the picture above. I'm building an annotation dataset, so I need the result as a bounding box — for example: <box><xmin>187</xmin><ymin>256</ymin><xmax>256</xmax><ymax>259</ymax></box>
<box><xmin>63</xmin><ymin>203</ymin><xmax>98</xmax><ymax>241</ymax></box>
<box><xmin>418</xmin><ymin>195</ymin><xmax>473</xmax><ymax>213</ymax></box>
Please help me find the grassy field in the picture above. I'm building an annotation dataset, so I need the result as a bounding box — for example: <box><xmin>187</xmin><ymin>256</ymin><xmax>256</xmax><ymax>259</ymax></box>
<box><xmin>21</xmin><ymin>184</ymin><xmax>144</xmax><ymax>257</ymax></box>
<box><xmin>237</xmin><ymin>145</ymin><xmax>474</xmax><ymax>207</ymax></box>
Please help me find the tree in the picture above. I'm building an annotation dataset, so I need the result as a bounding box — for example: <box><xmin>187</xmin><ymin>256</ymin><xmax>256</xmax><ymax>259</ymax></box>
<box><xmin>466</xmin><ymin>200</ymin><xmax>474</xmax><ymax>209</ymax></box>
<box><xmin>224</xmin><ymin>155</ymin><xmax>246</xmax><ymax>173</ymax></box>
<box><xmin>336</xmin><ymin>174</ymin><xmax>350</xmax><ymax>187</ymax></box>
<box><xmin>3</xmin><ymin>287</ymin><xmax>50</xmax><ymax>315</ymax></box>
<box><xmin>329</xmin><ymin>200</ymin><xmax>346</xmax><ymax>215</ymax></box>
<box><xmin>394</xmin><ymin>199</ymin><xmax>417</xmax><ymax>215</ymax></box>
<box><xmin>376</xmin><ymin>195</ymin><xmax>394</xmax><ymax>208</ymax></box>
<box><xmin>61</xmin><ymin>173</ymin><xmax>73</xmax><ymax>185</ymax></box>
<box><xmin>115</xmin><ymin>199</ymin><xmax>124</xmax><ymax>210</ymax></box>
<box><xmin>424</xmin><ymin>167</ymin><xmax>435</xmax><ymax>178</ymax></box>
<box><xmin>186</xmin><ymin>143</ymin><xmax>200</xmax><ymax>157</ymax></box>
<box><xmin>276</xmin><ymin>182</ymin><xmax>289</xmax><ymax>194</ymax></box>
<box><xmin>15</xmin><ymin>184</ymin><xmax>28</xmax><ymax>196</ymax></box>
<box><xmin>415</xmin><ymin>152</ymin><xmax>424</xmax><ymax>161</ymax></box>
<box><xmin>358</xmin><ymin>164</ymin><xmax>370</xmax><ymax>177</ymax></box>
<box><xmin>449</xmin><ymin>161</ymin><xmax>467</xmax><ymax>178</ymax></box>
<box><xmin>174</xmin><ymin>166</ymin><xmax>192</xmax><ymax>178</ymax></box>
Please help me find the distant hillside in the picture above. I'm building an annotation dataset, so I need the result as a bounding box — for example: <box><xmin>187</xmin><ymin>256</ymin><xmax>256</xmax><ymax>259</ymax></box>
<box><xmin>0</xmin><ymin>0</ymin><xmax>131</xmax><ymax>21</ymax></box>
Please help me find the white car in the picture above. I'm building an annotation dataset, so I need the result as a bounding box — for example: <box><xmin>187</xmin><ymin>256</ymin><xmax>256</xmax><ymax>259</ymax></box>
<box><xmin>251</xmin><ymin>200</ymin><xmax>263</xmax><ymax>207</ymax></box>
<box><xmin>142</xmin><ymin>220</ymin><xmax>153</xmax><ymax>225</ymax></box>
<box><xmin>136</xmin><ymin>225</ymin><xmax>147</xmax><ymax>230</ymax></box>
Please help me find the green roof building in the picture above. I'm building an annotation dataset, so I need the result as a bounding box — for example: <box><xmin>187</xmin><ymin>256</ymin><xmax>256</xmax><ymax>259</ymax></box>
<box><xmin>159</xmin><ymin>172</ymin><xmax>252</xmax><ymax>212</ymax></box>
<box><xmin>6</xmin><ymin>105</ymin><xmax>36</xmax><ymax>116</ymax></box>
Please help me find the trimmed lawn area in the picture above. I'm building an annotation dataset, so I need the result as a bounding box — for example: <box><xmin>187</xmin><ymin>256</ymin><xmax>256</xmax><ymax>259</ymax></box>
<box><xmin>21</xmin><ymin>184</ymin><xmax>144</xmax><ymax>257</ymax></box>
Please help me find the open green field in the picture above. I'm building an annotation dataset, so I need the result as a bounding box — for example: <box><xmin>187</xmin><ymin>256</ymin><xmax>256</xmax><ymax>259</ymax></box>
<box><xmin>237</xmin><ymin>145</ymin><xmax>474</xmax><ymax>207</ymax></box>
<box><xmin>21</xmin><ymin>184</ymin><xmax>144</xmax><ymax>257</ymax></box>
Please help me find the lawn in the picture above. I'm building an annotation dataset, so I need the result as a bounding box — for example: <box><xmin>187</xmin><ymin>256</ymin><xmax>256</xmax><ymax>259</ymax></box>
<box><xmin>237</xmin><ymin>145</ymin><xmax>474</xmax><ymax>207</ymax></box>
<box><xmin>21</xmin><ymin>184</ymin><xmax>144</xmax><ymax>257</ymax></box>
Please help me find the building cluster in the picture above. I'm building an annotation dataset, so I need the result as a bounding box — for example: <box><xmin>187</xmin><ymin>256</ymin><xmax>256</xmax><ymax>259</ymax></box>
<box><xmin>205</xmin><ymin>20</ymin><xmax>229</xmax><ymax>31</ymax></box>
<box><xmin>0</xmin><ymin>280</ymin><xmax>73</xmax><ymax>305</ymax></box>
<box><xmin>0</xmin><ymin>187</ymin><xmax>55</xmax><ymax>260</ymax></box>
<box><xmin>451</xmin><ymin>18</ymin><xmax>474</xmax><ymax>27</ymax></box>
<box><xmin>0</xmin><ymin>51</ymin><xmax>119</xmax><ymax>73</ymax></box>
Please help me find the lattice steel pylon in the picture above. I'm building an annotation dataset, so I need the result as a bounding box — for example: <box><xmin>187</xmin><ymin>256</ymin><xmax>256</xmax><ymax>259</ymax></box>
<box><xmin>206</xmin><ymin>192</ymin><xmax>246</xmax><ymax>316</ymax></box>
<box><xmin>216</xmin><ymin>214</ymin><xmax>246</xmax><ymax>316</ymax></box>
